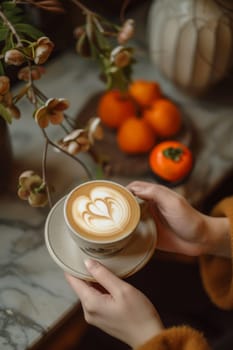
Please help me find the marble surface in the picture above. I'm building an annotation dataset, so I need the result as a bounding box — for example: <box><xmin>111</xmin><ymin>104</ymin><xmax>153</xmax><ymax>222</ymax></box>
<box><xmin>1</xmin><ymin>43</ymin><xmax>233</xmax><ymax>349</ymax></box>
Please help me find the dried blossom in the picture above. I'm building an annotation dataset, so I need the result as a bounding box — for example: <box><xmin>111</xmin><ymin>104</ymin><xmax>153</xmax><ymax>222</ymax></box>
<box><xmin>34</xmin><ymin>37</ymin><xmax>55</xmax><ymax>65</ymax></box>
<box><xmin>4</xmin><ymin>49</ymin><xmax>25</xmax><ymax>66</ymax></box>
<box><xmin>5</xmin><ymin>49</ymin><xmax>24</xmax><ymax>65</ymax></box>
<box><xmin>0</xmin><ymin>76</ymin><xmax>10</xmax><ymax>95</ymax></box>
<box><xmin>87</xmin><ymin>117</ymin><xmax>103</xmax><ymax>144</ymax></box>
<box><xmin>18</xmin><ymin>66</ymin><xmax>46</xmax><ymax>81</ymax></box>
<box><xmin>73</xmin><ymin>26</ymin><xmax>85</xmax><ymax>39</ymax></box>
<box><xmin>57</xmin><ymin>118</ymin><xmax>103</xmax><ymax>155</ymax></box>
<box><xmin>110</xmin><ymin>46</ymin><xmax>133</xmax><ymax>68</ymax></box>
<box><xmin>17</xmin><ymin>170</ymin><xmax>48</xmax><ymax>207</ymax></box>
<box><xmin>34</xmin><ymin>98</ymin><xmax>69</xmax><ymax>128</ymax></box>
<box><xmin>5</xmin><ymin>104</ymin><xmax>21</xmax><ymax>119</ymax></box>
<box><xmin>0</xmin><ymin>88</ymin><xmax>21</xmax><ymax>120</ymax></box>
<box><xmin>117</xmin><ymin>19</ymin><xmax>135</xmax><ymax>44</ymax></box>
<box><xmin>58</xmin><ymin>129</ymin><xmax>90</xmax><ymax>155</ymax></box>
<box><xmin>2</xmin><ymin>91</ymin><xmax>12</xmax><ymax>105</ymax></box>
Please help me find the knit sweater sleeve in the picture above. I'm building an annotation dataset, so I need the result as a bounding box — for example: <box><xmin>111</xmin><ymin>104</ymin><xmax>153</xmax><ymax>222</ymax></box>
<box><xmin>199</xmin><ymin>196</ymin><xmax>233</xmax><ymax>309</ymax></box>
<box><xmin>136</xmin><ymin>325</ymin><xmax>210</xmax><ymax>350</ymax></box>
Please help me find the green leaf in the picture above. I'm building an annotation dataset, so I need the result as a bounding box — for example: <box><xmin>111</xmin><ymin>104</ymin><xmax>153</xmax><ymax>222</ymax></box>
<box><xmin>0</xmin><ymin>104</ymin><xmax>12</xmax><ymax>124</ymax></box>
<box><xmin>14</xmin><ymin>23</ymin><xmax>44</xmax><ymax>40</ymax></box>
<box><xmin>1</xmin><ymin>35</ymin><xmax>14</xmax><ymax>54</ymax></box>
<box><xmin>0</xmin><ymin>27</ymin><xmax>9</xmax><ymax>41</ymax></box>
<box><xmin>1</xmin><ymin>2</ymin><xmax>24</xmax><ymax>25</ymax></box>
<box><xmin>2</xmin><ymin>1</ymin><xmax>23</xmax><ymax>15</ymax></box>
<box><xmin>109</xmin><ymin>69</ymin><xmax>130</xmax><ymax>91</ymax></box>
<box><xmin>94</xmin><ymin>24</ymin><xmax>110</xmax><ymax>51</ymax></box>
<box><xmin>2</xmin><ymin>1</ymin><xmax>18</xmax><ymax>11</ymax></box>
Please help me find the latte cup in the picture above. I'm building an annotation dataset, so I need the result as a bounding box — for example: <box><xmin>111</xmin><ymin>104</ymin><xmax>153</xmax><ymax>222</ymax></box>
<box><xmin>64</xmin><ymin>180</ymin><xmax>141</xmax><ymax>258</ymax></box>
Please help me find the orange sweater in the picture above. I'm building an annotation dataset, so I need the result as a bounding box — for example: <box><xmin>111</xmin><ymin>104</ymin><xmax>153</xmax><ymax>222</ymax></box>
<box><xmin>136</xmin><ymin>196</ymin><xmax>233</xmax><ymax>350</ymax></box>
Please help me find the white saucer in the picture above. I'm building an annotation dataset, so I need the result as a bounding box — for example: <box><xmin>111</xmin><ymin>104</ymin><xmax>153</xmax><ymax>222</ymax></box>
<box><xmin>45</xmin><ymin>196</ymin><xmax>157</xmax><ymax>281</ymax></box>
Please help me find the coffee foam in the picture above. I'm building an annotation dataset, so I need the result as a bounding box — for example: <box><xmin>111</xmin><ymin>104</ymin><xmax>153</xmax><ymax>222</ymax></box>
<box><xmin>65</xmin><ymin>182</ymin><xmax>140</xmax><ymax>241</ymax></box>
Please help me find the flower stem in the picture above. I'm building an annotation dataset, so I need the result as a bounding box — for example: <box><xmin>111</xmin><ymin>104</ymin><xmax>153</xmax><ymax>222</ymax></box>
<box><xmin>42</xmin><ymin>136</ymin><xmax>52</xmax><ymax>208</ymax></box>
<box><xmin>70</xmin><ymin>0</ymin><xmax>95</xmax><ymax>15</ymax></box>
<box><xmin>120</xmin><ymin>0</ymin><xmax>131</xmax><ymax>22</ymax></box>
<box><xmin>42</xmin><ymin>129</ymin><xmax>94</xmax><ymax>181</ymax></box>
<box><xmin>0</xmin><ymin>6</ymin><xmax>22</xmax><ymax>47</ymax></box>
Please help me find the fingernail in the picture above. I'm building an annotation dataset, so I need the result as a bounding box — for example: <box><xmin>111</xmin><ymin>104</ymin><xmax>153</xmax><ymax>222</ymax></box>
<box><xmin>84</xmin><ymin>258</ymin><xmax>98</xmax><ymax>270</ymax></box>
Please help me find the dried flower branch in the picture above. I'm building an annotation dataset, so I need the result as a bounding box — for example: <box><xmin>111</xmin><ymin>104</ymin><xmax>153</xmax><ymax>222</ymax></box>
<box><xmin>0</xmin><ymin>0</ymin><xmax>136</xmax><ymax>208</ymax></box>
<box><xmin>71</xmin><ymin>0</ymin><xmax>135</xmax><ymax>90</ymax></box>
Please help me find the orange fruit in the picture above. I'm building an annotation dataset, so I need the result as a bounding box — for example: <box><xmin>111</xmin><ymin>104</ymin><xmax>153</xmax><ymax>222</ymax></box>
<box><xmin>128</xmin><ymin>79</ymin><xmax>162</xmax><ymax>107</ymax></box>
<box><xmin>143</xmin><ymin>99</ymin><xmax>182</xmax><ymax>138</ymax></box>
<box><xmin>117</xmin><ymin>117</ymin><xmax>156</xmax><ymax>154</ymax></box>
<box><xmin>149</xmin><ymin>140</ymin><xmax>193</xmax><ymax>182</ymax></box>
<box><xmin>97</xmin><ymin>90</ymin><xmax>136</xmax><ymax>129</ymax></box>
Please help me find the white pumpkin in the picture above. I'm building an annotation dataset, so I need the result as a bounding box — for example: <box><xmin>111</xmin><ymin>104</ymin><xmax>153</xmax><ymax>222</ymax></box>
<box><xmin>148</xmin><ymin>0</ymin><xmax>233</xmax><ymax>95</ymax></box>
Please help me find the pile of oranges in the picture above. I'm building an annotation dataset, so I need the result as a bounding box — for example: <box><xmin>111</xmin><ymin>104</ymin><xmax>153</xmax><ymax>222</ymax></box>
<box><xmin>97</xmin><ymin>79</ymin><xmax>193</xmax><ymax>183</ymax></box>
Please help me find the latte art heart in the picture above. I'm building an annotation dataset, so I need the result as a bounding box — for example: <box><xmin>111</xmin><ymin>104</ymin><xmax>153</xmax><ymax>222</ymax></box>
<box><xmin>86</xmin><ymin>198</ymin><xmax>114</xmax><ymax>220</ymax></box>
<box><xmin>71</xmin><ymin>187</ymin><xmax>131</xmax><ymax>237</ymax></box>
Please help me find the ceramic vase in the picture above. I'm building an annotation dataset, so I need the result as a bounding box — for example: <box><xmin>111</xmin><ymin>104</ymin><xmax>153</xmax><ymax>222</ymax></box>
<box><xmin>148</xmin><ymin>0</ymin><xmax>233</xmax><ymax>95</ymax></box>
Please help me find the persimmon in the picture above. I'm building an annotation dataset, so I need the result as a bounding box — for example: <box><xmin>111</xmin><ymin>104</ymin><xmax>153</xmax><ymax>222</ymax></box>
<box><xmin>128</xmin><ymin>79</ymin><xmax>162</xmax><ymax>108</ymax></box>
<box><xmin>149</xmin><ymin>140</ymin><xmax>193</xmax><ymax>182</ymax></box>
<box><xmin>97</xmin><ymin>90</ymin><xmax>136</xmax><ymax>129</ymax></box>
<box><xmin>143</xmin><ymin>98</ymin><xmax>182</xmax><ymax>138</ymax></box>
<box><xmin>117</xmin><ymin>117</ymin><xmax>156</xmax><ymax>154</ymax></box>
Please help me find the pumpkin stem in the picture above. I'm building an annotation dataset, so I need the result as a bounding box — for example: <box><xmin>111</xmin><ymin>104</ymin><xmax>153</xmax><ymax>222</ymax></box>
<box><xmin>163</xmin><ymin>147</ymin><xmax>183</xmax><ymax>161</ymax></box>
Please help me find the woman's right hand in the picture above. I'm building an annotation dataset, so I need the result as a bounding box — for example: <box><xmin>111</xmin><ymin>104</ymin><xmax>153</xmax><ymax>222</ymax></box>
<box><xmin>127</xmin><ymin>181</ymin><xmax>231</xmax><ymax>258</ymax></box>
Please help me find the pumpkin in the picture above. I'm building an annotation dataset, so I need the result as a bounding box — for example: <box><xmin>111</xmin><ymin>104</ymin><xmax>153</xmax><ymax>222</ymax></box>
<box><xmin>148</xmin><ymin>0</ymin><xmax>233</xmax><ymax>95</ymax></box>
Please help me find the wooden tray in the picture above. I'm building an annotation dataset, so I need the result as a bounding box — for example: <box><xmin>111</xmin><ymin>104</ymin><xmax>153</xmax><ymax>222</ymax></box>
<box><xmin>75</xmin><ymin>92</ymin><xmax>193</xmax><ymax>177</ymax></box>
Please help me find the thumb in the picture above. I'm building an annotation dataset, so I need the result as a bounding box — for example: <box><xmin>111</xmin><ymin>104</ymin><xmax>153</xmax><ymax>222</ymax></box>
<box><xmin>85</xmin><ymin>259</ymin><xmax>126</xmax><ymax>296</ymax></box>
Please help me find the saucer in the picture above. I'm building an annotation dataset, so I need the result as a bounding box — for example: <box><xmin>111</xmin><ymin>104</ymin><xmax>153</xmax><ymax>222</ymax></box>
<box><xmin>44</xmin><ymin>196</ymin><xmax>157</xmax><ymax>281</ymax></box>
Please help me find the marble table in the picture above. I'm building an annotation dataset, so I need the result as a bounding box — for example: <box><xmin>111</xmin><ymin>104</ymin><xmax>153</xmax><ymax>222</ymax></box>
<box><xmin>1</xmin><ymin>48</ymin><xmax>233</xmax><ymax>349</ymax></box>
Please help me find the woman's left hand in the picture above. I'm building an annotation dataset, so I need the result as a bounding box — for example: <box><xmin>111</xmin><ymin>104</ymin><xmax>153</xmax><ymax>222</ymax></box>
<box><xmin>66</xmin><ymin>259</ymin><xmax>163</xmax><ymax>348</ymax></box>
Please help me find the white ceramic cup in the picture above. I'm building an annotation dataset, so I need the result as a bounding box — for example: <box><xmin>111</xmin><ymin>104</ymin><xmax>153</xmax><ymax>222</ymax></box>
<box><xmin>64</xmin><ymin>180</ymin><xmax>141</xmax><ymax>257</ymax></box>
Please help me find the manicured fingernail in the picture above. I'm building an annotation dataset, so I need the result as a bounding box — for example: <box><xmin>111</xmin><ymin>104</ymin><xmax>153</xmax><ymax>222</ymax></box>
<box><xmin>84</xmin><ymin>258</ymin><xmax>98</xmax><ymax>270</ymax></box>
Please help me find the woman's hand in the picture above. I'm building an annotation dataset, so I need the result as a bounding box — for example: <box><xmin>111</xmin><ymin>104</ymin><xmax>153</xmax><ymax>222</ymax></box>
<box><xmin>127</xmin><ymin>181</ymin><xmax>231</xmax><ymax>257</ymax></box>
<box><xmin>66</xmin><ymin>259</ymin><xmax>163</xmax><ymax>349</ymax></box>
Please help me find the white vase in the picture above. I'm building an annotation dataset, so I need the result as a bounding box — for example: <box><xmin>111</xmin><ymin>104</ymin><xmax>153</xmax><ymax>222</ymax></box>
<box><xmin>148</xmin><ymin>0</ymin><xmax>233</xmax><ymax>95</ymax></box>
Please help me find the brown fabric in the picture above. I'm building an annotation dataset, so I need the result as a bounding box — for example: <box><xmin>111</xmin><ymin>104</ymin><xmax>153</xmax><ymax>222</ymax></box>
<box><xmin>199</xmin><ymin>196</ymin><xmax>233</xmax><ymax>309</ymax></box>
<box><xmin>136</xmin><ymin>196</ymin><xmax>233</xmax><ymax>350</ymax></box>
<box><xmin>136</xmin><ymin>326</ymin><xmax>210</xmax><ymax>350</ymax></box>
